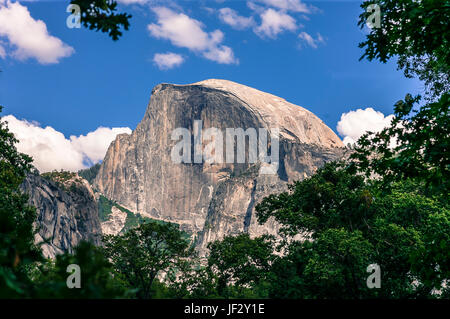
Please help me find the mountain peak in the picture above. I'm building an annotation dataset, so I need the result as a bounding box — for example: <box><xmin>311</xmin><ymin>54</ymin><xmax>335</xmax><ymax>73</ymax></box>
<box><xmin>96</xmin><ymin>80</ymin><xmax>346</xmax><ymax>253</ymax></box>
<box><xmin>182</xmin><ymin>79</ymin><xmax>344</xmax><ymax>148</ymax></box>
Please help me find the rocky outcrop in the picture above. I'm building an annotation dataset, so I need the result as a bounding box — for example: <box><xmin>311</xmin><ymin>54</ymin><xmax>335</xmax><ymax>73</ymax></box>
<box><xmin>21</xmin><ymin>173</ymin><xmax>102</xmax><ymax>258</ymax></box>
<box><xmin>101</xmin><ymin>206</ymin><xmax>127</xmax><ymax>236</ymax></box>
<box><xmin>94</xmin><ymin>79</ymin><xmax>347</xmax><ymax>254</ymax></box>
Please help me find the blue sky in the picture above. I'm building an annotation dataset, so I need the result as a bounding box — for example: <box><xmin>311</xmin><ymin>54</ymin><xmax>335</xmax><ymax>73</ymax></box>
<box><xmin>0</xmin><ymin>0</ymin><xmax>424</xmax><ymax>171</ymax></box>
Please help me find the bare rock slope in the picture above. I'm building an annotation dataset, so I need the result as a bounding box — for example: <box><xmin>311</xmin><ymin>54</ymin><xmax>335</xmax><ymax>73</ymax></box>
<box><xmin>94</xmin><ymin>79</ymin><xmax>346</xmax><ymax>253</ymax></box>
<box><xmin>21</xmin><ymin>173</ymin><xmax>102</xmax><ymax>258</ymax></box>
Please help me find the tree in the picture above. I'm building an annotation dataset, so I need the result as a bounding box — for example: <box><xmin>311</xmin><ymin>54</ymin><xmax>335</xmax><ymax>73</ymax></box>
<box><xmin>70</xmin><ymin>0</ymin><xmax>131</xmax><ymax>41</ymax></box>
<box><xmin>207</xmin><ymin>234</ymin><xmax>275</xmax><ymax>298</ymax></box>
<box><xmin>0</xmin><ymin>106</ymin><xmax>42</xmax><ymax>298</ymax></box>
<box><xmin>168</xmin><ymin>234</ymin><xmax>276</xmax><ymax>299</ymax></box>
<box><xmin>78</xmin><ymin>163</ymin><xmax>101</xmax><ymax>184</ymax></box>
<box><xmin>257</xmin><ymin>162</ymin><xmax>374</xmax><ymax>238</ymax></box>
<box><xmin>255</xmin><ymin>163</ymin><xmax>449</xmax><ymax>298</ymax></box>
<box><xmin>351</xmin><ymin>93</ymin><xmax>449</xmax><ymax>197</ymax></box>
<box><xmin>102</xmin><ymin>221</ymin><xmax>193</xmax><ymax>299</ymax></box>
<box><xmin>359</xmin><ymin>0</ymin><xmax>450</xmax><ymax>99</ymax></box>
<box><xmin>1</xmin><ymin>107</ymin><xmax>129</xmax><ymax>299</ymax></box>
<box><xmin>164</xmin><ymin>258</ymin><xmax>221</xmax><ymax>299</ymax></box>
<box><xmin>31</xmin><ymin>241</ymin><xmax>128</xmax><ymax>299</ymax></box>
<box><xmin>268</xmin><ymin>229</ymin><xmax>374</xmax><ymax>299</ymax></box>
<box><xmin>356</xmin><ymin>1</ymin><xmax>449</xmax><ymax>198</ymax></box>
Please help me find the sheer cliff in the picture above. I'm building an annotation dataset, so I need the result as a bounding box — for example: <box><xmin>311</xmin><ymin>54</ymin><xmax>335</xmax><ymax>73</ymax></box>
<box><xmin>21</xmin><ymin>173</ymin><xmax>102</xmax><ymax>258</ymax></box>
<box><xmin>94</xmin><ymin>79</ymin><xmax>347</xmax><ymax>253</ymax></box>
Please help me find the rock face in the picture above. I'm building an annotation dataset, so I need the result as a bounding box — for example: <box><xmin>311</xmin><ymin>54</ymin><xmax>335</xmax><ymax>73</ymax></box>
<box><xmin>101</xmin><ymin>206</ymin><xmax>127</xmax><ymax>236</ymax></box>
<box><xmin>21</xmin><ymin>174</ymin><xmax>102</xmax><ymax>258</ymax></box>
<box><xmin>94</xmin><ymin>79</ymin><xmax>346</xmax><ymax>254</ymax></box>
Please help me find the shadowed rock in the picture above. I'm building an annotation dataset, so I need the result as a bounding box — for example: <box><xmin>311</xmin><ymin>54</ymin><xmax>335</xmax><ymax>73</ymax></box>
<box><xmin>21</xmin><ymin>173</ymin><xmax>102</xmax><ymax>258</ymax></box>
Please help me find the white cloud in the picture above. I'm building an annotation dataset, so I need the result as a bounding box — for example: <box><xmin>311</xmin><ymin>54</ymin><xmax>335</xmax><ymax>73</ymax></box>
<box><xmin>3</xmin><ymin>115</ymin><xmax>131</xmax><ymax>172</ymax></box>
<box><xmin>148</xmin><ymin>7</ymin><xmax>211</xmax><ymax>51</ymax></box>
<box><xmin>298</xmin><ymin>31</ymin><xmax>325</xmax><ymax>48</ymax></box>
<box><xmin>255</xmin><ymin>0</ymin><xmax>311</xmax><ymax>13</ymax></box>
<box><xmin>0</xmin><ymin>43</ymin><xmax>5</xmax><ymax>58</ymax></box>
<box><xmin>218</xmin><ymin>8</ymin><xmax>254</xmax><ymax>30</ymax></box>
<box><xmin>117</xmin><ymin>0</ymin><xmax>150</xmax><ymax>4</ymax></box>
<box><xmin>0</xmin><ymin>1</ymin><xmax>74</xmax><ymax>64</ymax></box>
<box><xmin>317</xmin><ymin>33</ymin><xmax>324</xmax><ymax>43</ymax></box>
<box><xmin>337</xmin><ymin>108</ymin><xmax>394</xmax><ymax>146</ymax></box>
<box><xmin>203</xmin><ymin>7</ymin><xmax>216</xmax><ymax>15</ymax></box>
<box><xmin>153</xmin><ymin>52</ymin><xmax>184</xmax><ymax>70</ymax></box>
<box><xmin>202</xmin><ymin>45</ymin><xmax>237</xmax><ymax>64</ymax></box>
<box><xmin>247</xmin><ymin>1</ymin><xmax>265</xmax><ymax>14</ymax></box>
<box><xmin>254</xmin><ymin>8</ymin><xmax>297</xmax><ymax>38</ymax></box>
<box><xmin>70</xmin><ymin>127</ymin><xmax>132</xmax><ymax>165</ymax></box>
<box><xmin>148</xmin><ymin>7</ymin><xmax>237</xmax><ymax>64</ymax></box>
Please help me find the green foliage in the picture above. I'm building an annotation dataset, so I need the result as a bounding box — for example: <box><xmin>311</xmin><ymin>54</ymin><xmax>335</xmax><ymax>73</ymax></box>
<box><xmin>102</xmin><ymin>221</ymin><xmax>193</xmax><ymax>299</ymax></box>
<box><xmin>32</xmin><ymin>241</ymin><xmax>128</xmax><ymax>298</ymax></box>
<box><xmin>70</xmin><ymin>0</ymin><xmax>131</xmax><ymax>41</ymax></box>
<box><xmin>254</xmin><ymin>162</ymin><xmax>449</xmax><ymax>298</ymax></box>
<box><xmin>97</xmin><ymin>195</ymin><xmax>115</xmax><ymax>222</ymax></box>
<box><xmin>351</xmin><ymin>93</ymin><xmax>449</xmax><ymax>197</ymax></box>
<box><xmin>165</xmin><ymin>234</ymin><xmax>277</xmax><ymax>300</ymax></box>
<box><xmin>1</xmin><ymin>107</ymin><xmax>128</xmax><ymax>299</ymax></box>
<box><xmin>41</xmin><ymin>170</ymin><xmax>76</xmax><ymax>183</ymax></box>
<box><xmin>97</xmin><ymin>194</ymin><xmax>186</xmax><ymax>237</ymax></box>
<box><xmin>207</xmin><ymin>234</ymin><xmax>275</xmax><ymax>298</ymax></box>
<box><xmin>120</xmin><ymin>210</ymin><xmax>152</xmax><ymax>234</ymax></box>
<box><xmin>0</xmin><ymin>106</ymin><xmax>43</xmax><ymax>298</ymax></box>
<box><xmin>78</xmin><ymin>163</ymin><xmax>101</xmax><ymax>184</ymax></box>
<box><xmin>359</xmin><ymin>0</ymin><xmax>450</xmax><ymax>99</ymax></box>
<box><xmin>98</xmin><ymin>194</ymin><xmax>147</xmax><ymax>227</ymax></box>
<box><xmin>271</xmin><ymin>229</ymin><xmax>374</xmax><ymax>299</ymax></box>
<box><xmin>166</xmin><ymin>264</ymin><xmax>221</xmax><ymax>299</ymax></box>
<box><xmin>41</xmin><ymin>170</ymin><xmax>81</xmax><ymax>193</ymax></box>
<box><xmin>257</xmin><ymin>162</ymin><xmax>374</xmax><ymax>238</ymax></box>
<box><xmin>98</xmin><ymin>194</ymin><xmax>149</xmax><ymax>227</ymax></box>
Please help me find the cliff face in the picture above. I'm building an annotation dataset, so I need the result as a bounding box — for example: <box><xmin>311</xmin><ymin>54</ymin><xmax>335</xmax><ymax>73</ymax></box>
<box><xmin>21</xmin><ymin>174</ymin><xmax>102</xmax><ymax>258</ymax></box>
<box><xmin>94</xmin><ymin>79</ymin><xmax>346</xmax><ymax>253</ymax></box>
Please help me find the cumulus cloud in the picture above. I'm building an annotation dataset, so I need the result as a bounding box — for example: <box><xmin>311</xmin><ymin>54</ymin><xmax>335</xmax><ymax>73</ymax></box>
<box><xmin>70</xmin><ymin>127</ymin><xmax>132</xmax><ymax>165</ymax></box>
<box><xmin>254</xmin><ymin>8</ymin><xmax>297</xmax><ymax>38</ymax></box>
<box><xmin>0</xmin><ymin>1</ymin><xmax>74</xmax><ymax>64</ymax></box>
<box><xmin>298</xmin><ymin>31</ymin><xmax>325</xmax><ymax>49</ymax></box>
<box><xmin>148</xmin><ymin>7</ymin><xmax>237</xmax><ymax>64</ymax></box>
<box><xmin>3</xmin><ymin>115</ymin><xmax>131</xmax><ymax>172</ymax></box>
<box><xmin>337</xmin><ymin>108</ymin><xmax>394</xmax><ymax>146</ymax></box>
<box><xmin>218</xmin><ymin>8</ymin><xmax>254</xmax><ymax>30</ymax></box>
<box><xmin>203</xmin><ymin>45</ymin><xmax>236</xmax><ymax>64</ymax></box>
<box><xmin>255</xmin><ymin>0</ymin><xmax>311</xmax><ymax>13</ymax></box>
<box><xmin>153</xmin><ymin>52</ymin><xmax>184</xmax><ymax>70</ymax></box>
